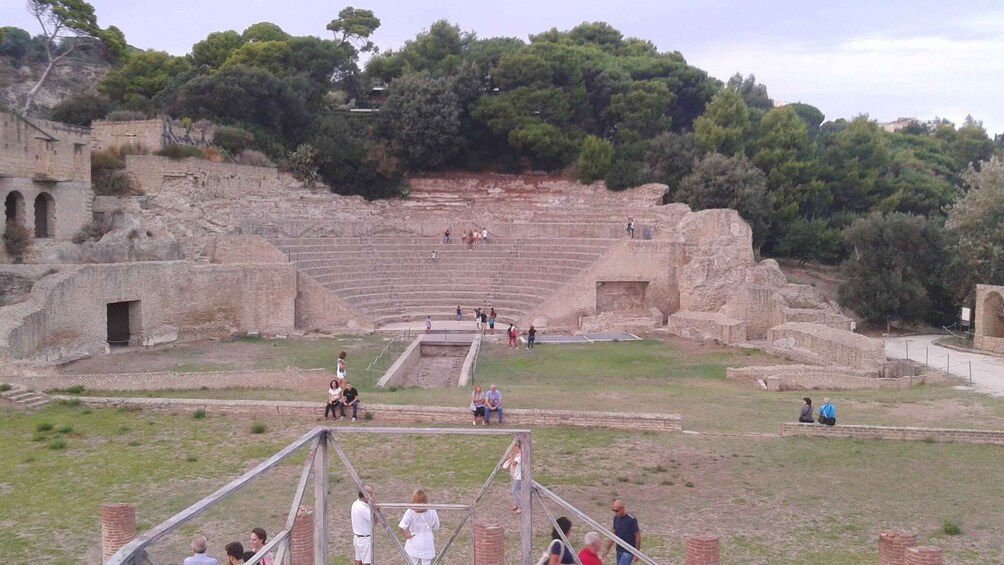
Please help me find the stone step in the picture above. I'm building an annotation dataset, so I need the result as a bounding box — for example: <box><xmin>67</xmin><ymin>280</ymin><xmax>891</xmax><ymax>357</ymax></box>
<box><xmin>0</xmin><ymin>384</ymin><xmax>52</xmax><ymax>411</ymax></box>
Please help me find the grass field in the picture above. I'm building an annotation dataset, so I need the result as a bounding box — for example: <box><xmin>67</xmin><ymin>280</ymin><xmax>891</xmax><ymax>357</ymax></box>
<box><xmin>5</xmin><ymin>334</ymin><xmax>1003</xmax><ymax>563</ymax></box>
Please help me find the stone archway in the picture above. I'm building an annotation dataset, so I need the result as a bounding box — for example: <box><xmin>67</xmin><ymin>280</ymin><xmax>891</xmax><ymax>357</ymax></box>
<box><xmin>34</xmin><ymin>192</ymin><xmax>55</xmax><ymax>238</ymax></box>
<box><xmin>983</xmin><ymin>292</ymin><xmax>1004</xmax><ymax>338</ymax></box>
<box><xmin>4</xmin><ymin>191</ymin><xmax>24</xmax><ymax>226</ymax></box>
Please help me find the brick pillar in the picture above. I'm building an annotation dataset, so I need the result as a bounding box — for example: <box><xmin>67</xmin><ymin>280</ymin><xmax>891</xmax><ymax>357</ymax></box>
<box><xmin>904</xmin><ymin>546</ymin><xmax>943</xmax><ymax>565</ymax></box>
<box><xmin>288</xmin><ymin>505</ymin><xmax>314</xmax><ymax>565</ymax></box>
<box><xmin>474</xmin><ymin>522</ymin><xmax>505</xmax><ymax>565</ymax></box>
<box><xmin>879</xmin><ymin>531</ymin><xmax>917</xmax><ymax>565</ymax></box>
<box><xmin>685</xmin><ymin>534</ymin><xmax>719</xmax><ymax>565</ymax></box>
<box><xmin>101</xmin><ymin>503</ymin><xmax>136</xmax><ymax>563</ymax></box>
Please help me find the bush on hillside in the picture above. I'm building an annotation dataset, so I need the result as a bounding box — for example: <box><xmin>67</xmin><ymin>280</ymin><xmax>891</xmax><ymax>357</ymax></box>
<box><xmin>213</xmin><ymin>126</ymin><xmax>255</xmax><ymax>154</ymax></box>
<box><xmin>154</xmin><ymin>144</ymin><xmax>205</xmax><ymax>160</ymax></box>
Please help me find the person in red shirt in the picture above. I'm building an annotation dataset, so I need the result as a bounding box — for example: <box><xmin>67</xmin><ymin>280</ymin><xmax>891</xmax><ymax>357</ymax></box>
<box><xmin>578</xmin><ymin>532</ymin><xmax>604</xmax><ymax>565</ymax></box>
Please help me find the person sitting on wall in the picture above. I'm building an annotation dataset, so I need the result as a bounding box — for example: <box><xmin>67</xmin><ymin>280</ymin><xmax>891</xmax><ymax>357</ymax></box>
<box><xmin>342</xmin><ymin>381</ymin><xmax>360</xmax><ymax>422</ymax></box>
<box><xmin>484</xmin><ymin>383</ymin><xmax>503</xmax><ymax>425</ymax></box>
<box><xmin>818</xmin><ymin>397</ymin><xmax>836</xmax><ymax>426</ymax></box>
<box><xmin>799</xmin><ymin>397</ymin><xmax>814</xmax><ymax>423</ymax></box>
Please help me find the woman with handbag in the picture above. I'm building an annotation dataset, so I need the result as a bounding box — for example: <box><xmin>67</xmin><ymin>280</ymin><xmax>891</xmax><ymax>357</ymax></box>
<box><xmin>539</xmin><ymin>516</ymin><xmax>575</xmax><ymax>565</ymax></box>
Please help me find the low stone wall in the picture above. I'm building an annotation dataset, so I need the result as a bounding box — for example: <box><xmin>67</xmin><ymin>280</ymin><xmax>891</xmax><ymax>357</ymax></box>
<box><xmin>60</xmin><ymin>395</ymin><xmax>683</xmax><ymax>432</ymax></box>
<box><xmin>11</xmin><ymin>368</ymin><xmax>333</xmax><ymax>392</ymax></box>
<box><xmin>781</xmin><ymin>422</ymin><xmax>1004</xmax><ymax>446</ymax></box>
<box><xmin>726</xmin><ymin>365</ymin><xmax>918</xmax><ymax>391</ymax></box>
<box><xmin>767</xmin><ymin>322</ymin><xmax>886</xmax><ymax>372</ymax></box>
<box><xmin>377</xmin><ymin>335</ymin><xmax>422</xmax><ymax>388</ymax></box>
<box><xmin>667</xmin><ymin>311</ymin><xmax>746</xmax><ymax>344</ymax></box>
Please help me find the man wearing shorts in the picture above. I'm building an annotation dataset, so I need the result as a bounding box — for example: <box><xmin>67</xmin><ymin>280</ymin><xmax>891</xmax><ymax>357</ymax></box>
<box><xmin>352</xmin><ymin>486</ymin><xmax>376</xmax><ymax>565</ymax></box>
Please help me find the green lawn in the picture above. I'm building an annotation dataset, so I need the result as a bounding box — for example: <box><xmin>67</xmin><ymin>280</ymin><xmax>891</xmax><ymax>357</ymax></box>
<box><xmin>2</xmin><ymin>402</ymin><xmax>1002</xmax><ymax>563</ymax></box>
<box><xmin>69</xmin><ymin>338</ymin><xmax>1004</xmax><ymax>434</ymax></box>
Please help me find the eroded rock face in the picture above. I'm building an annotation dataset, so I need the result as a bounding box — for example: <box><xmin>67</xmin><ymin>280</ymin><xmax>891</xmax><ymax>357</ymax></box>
<box><xmin>41</xmin><ymin>215</ymin><xmax>181</xmax><ymax>264</ymax></box>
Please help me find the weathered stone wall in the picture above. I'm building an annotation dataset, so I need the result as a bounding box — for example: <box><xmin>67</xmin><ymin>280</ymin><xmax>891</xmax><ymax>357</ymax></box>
<box><xmin>90</xmin><ymin>119</ymin><xmax>164</xmax><ymax>152</ymax></box>
<box><xmin>12</xmin><ymin>368</ymin><xmax>332</xmax><ymax>392</ymax></box>
<box><xmin>0</xmin><ymin>111</ymin><xmax>90</xmax><ymax>182</ymax></box>
<box><xmin>61</xmin><ymin>395</ymin><xmax>685</xmax><ymax>432</ymax></box>
<box><xmin>725</xmin><ymin>365</ymin><xmax>917</xmax><ymax>390</ymax></box>
<box><xmin>524</xmin><ymin>240</ymin><xmax>678</xmax><ymax>329</ymax></box>
<box><xmin>0</xmin><ymin>111</ymin><xmax>93</xmax><ymax>244</ymax></box>
<box><xmin>0</xmin><ymin>261</ymin><xmax>295</xmax><ymax>367</ymax></box>
<box><xmin>768</xmin><ymin>322</ymin><xmax>886</xmax><ymax>372</ymax></box>
<box><xmin>668</xmin><ymin>311</ymin><xmax>746</xmax><ymax>343</ymax></box>
<box><xmin>974</xmin><ymin>284</ymin><xmax>1004</xmax><ymax>354</ymax></box>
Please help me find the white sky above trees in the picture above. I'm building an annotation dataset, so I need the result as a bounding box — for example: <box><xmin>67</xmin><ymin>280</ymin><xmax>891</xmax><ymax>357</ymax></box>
<box><xmin>4</xmin><ymin>0</ymin><xmax>1002</xmax><ymax>135</ymax></box>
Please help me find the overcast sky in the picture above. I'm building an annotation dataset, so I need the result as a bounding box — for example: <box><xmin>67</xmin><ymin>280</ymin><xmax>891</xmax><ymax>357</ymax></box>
<box><xmin>4</xmin><ymin>0</ymin><xmax>1002</xmax><ymax>134</ymax></box>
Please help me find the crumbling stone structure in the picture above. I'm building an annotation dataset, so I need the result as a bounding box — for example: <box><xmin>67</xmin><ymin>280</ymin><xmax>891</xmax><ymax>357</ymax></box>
<box><xmin>0</xmin><ymin>111</ymin><xmax>93</xmax><ymax>243</ymax></box>
<box><xmin>974</xmin><ymin>284</ymin><xmax>1004</xmax><ymax>354</ymax></box>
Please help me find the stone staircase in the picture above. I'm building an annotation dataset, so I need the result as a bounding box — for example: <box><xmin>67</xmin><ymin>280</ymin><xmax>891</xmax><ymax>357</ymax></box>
<box><xmin>272</xmin><ymin>235</ymin><xmax>619</xmax><ymax>326</ymax></box>
<box><xmin>0</xmin><ymin>383</ymin><xmax>53</xmax><ymax>410</ymax></box>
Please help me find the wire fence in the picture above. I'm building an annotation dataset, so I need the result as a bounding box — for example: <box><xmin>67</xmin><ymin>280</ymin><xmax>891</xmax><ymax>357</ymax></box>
<box><xmin>897</xmin><ymin>339</ymin><xmax>975</xmax><ymax>385</ymax></box>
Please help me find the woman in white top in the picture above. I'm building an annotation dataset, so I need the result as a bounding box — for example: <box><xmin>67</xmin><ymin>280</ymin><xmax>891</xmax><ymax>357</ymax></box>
<box><xmin>325</xmin><ymin>379</ymin><xmax>342</xmax><ymax>420</ymax></box>
<box><xmin>399</xmin><ymin>489</ymin><xmax>440</xmax><ymax>565</ymax></box>
<box><xmin>337</xmin><ymin>351</ymin><xmax>348</xmax><ymax>379</ymax></box>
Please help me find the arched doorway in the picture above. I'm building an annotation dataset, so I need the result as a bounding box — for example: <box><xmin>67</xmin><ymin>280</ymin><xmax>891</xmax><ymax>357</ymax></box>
<box><xmin>34</xmin><ymin>192</ymin><xmax>55</xmax><ymax>238</ymax></box>
<box><xmin>4</xmin><ymin>191</ymin><xmax>24</xmax><ymax>226</ymax></box>
<box><xmin>983</xmin><ymin>292</ymin><xmax>1004</xmax><ymax>338</ymax></box>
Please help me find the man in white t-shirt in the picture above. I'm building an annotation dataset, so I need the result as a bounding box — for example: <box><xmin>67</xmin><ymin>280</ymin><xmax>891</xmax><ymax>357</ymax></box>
<box><xmin>351</xmin><ymin>486</ymin><xmax>376</xmax><ymax>565</ymax></box>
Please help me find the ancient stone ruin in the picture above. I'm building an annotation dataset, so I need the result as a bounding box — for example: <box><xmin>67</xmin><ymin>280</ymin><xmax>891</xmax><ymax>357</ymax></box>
<box><xmin>0</xmin><ymin>112</ymin><xmax>891</xmax><ymax>385</ymax></box>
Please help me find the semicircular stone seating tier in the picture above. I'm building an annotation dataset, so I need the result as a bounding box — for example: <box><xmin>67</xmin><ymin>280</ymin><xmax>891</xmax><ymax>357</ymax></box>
<box><xmin>270</xmin><ymin>235</ymin><xmax>620</xmax><ymax>326</ymax></box>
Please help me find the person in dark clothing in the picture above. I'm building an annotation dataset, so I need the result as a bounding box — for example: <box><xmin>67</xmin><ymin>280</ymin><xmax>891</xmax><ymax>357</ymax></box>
<box><xmin>799</xmin><ymin>397</ymin><xmax>814</xmax><ymax>423</ymax></box>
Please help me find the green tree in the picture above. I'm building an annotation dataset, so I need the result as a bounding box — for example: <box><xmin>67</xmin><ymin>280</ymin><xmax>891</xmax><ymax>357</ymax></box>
<box><xmin>190</xmin><ymin>30</ymin><xmax>244</xmax><ymax>68</ymax></box>
<box><xmin>838</xmin><ymin>212</ymin><xmax>945</xmax><ymax>324</ymax></box>
<box><xmin>242</xmin><ymin>22</ymin><xmax>290</xmax><ymax>43</ymax></box>
<box><xmin>951</xmin><ymin>116</ymin><xmax>997</xmax><ymax>172</ymax></box>
<box><xmin>726</xmin><ymin>73</ymin><xmax>773</xmax><ymax>111</ymax></box>
<box><xmin>49</xmin><ymin>93</ymin><xmax>110</xmax><ymax>125</ymax></box>
<box><xmin>22</xmin><ymin>0</ymin><xmax>126</xmax><ymax>113</ymax></box>
<box><xmin>693</xmin><ymin>89</ymin><xmax>750</xmax><ymax>156</ymax></box>
<box><xmin>788</xmin><ymin>102</ymin><xmax>825</xmax><ymax>138</ymax></box>
<box><xmin>753</xmin><ymin>106</ymin><xmax>828</xmax><ymax>225</ymax></box>
<box><xmin>675</xmin><ymin>153</ymin><xmax>774</xmax><ymax>248</ymax></box>
<box><xmin>606</xmin><ymin>79</ymin><xmax>674</xmax><ymax>140</ymax></box>
<box><xmin>944</xmin><ymin>158</ymin><xmax>1004</xmax><ymax>303</ymax></box>
<box><xmin>0</xmin><ymin>27</ymin><xmax>32</xmax><ymax>59</ymax></box>
<box><xmin>774</xmin><ymin>218</ymin><xmax>846</xmax><ymax>265</ymax></box>
<box><xmin>378</xmin><ymin>73</ymin><xmax>462</xmax><ymax>169</ymax></box>
<box><xmin>212</xmin><ymin>126</ymin><xmax>255</xmax><ymax>154</ymax></box>
<box><xmin>643</xmin><ymin>132</ymin><xmax>700</xmax><ymax>195</ymax></box>
<box><xmin>577</xmin><ymin>135</ymin><xmax>614</xmax><ymax>183</ymax></box>
<box><xmin>98</xmin><ymin>50</ymin><xmax>192</xmax><ymax>112</ymax></box>
<box><xmin>310</xmin><ymin>111</ymin><xmax>405</xmax><ymax>199</ymax></box>
<box><xmin>222</xmin><ymin>40</ymin><xmax>290</xmax><ymax>75</ymax></box>
<box><xmin>824</xmin><ymin>115</ymin><xmax>893</xmax><ymax>212</ymax></box>
<box><xmin>327</xmin><ymin>6</ymin><xmax>381</xmax><ymax>54</ymax></box>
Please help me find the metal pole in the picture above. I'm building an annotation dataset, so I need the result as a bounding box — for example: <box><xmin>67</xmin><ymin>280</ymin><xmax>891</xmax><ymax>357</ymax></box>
<box><xmin>905</xmin><ymin>341</ymin><xmax>909</xmax><ymax>362</ymax></box>
<box><xmin>969</xmin><ymin>361</ymin><xmax>973</xmax><ymax>385</ymax></box>
<box><xmin>947</xmin><ymin>352</ymin><xmax>950</xmax><ymax>375</ymax></box>
<box><xmin>926</xmin><ymin>347</ymin><xmax>929</xmax><ymax>367</ymax></box>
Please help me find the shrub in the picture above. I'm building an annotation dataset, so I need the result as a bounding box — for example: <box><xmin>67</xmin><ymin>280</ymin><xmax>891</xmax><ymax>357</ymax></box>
<box><xmin>234</xmin><ymin>149</ymin><xmax>274</xmax><ymax>167</ymax></box>
<box><xmin>250</xmin><ymin>422</ymin><xmax>267</xmax><ymax>434</ymax></box>
<box><xmin>56</xmin><ymin>425</ymin><xmax>73</xmax><ymax>434</ymax></box>
<box><xmin>942</xmin><ymin>520</ymin><xmax>962</xmax><ymax>535</ymax></box>
<box><xmin>50</xmin><ymin>94</ymin><xmax>112</xmax><ymax>127</ymax></box>
<box><xmin>154</xmin><ymin>144</ymin><xmax>205</xmax><ymax>160</ymax></box>
<box><xmin>0</xmin><ymin>383</ymin><xmax>10</xmax><ymax>392</ymax></box>
<box><xmin>186</xmin><ymin>454</ymin><xmax>198</xmax><ymax>462</ymax></box>
<box><xmin>577</xmin><ymin>135</ymin><xmax>614</xmax><ymax>184</ymax></box>
<box><xmin>72</xmin><ymin>220</ymin><xmax>112</xmax><ymax>244</ymax></box>
<box><xmin>3</xmin><ymin>223</ymin><xmax>32</xmax><ymax>263</ymax></box>
<box><xmin>48</xmin><ymin>438</ymin><xmax>67</xmax><ymax>450</ymax></box>
<box><xmin>192</xmin><ymin>409</ymin><xmax>206</xmax><ymax>419</ymax></box>
<box><xmin>363</xmin><ymin>411</ymin><xmax>374</xmax><ymax>421</ymax></box>
<box><xmin>64</xmin><ymin>385</ymin><xmax>85</xmax><ymax>395</ymax></box>
<box><xmin>289</xmin><ymin>144</ymin><xmax>319</xmax><ymax>187</ymax></box>
<box><xmin>213</xmin><ymin>126</ymin><xmax>255</xmax><ymax>154</ymax></box>
<box><xmin>36</xmin><ymin>422</ymin><xmax>53</xmax><ymax>432</ymax></box>
<box><xmin>604</xmin><ymin>159</ymin><xmax>643</xmax><ymax>191</ymax></box>
<box><xmin>127</xmin><ymin>440</ymin><xmax>141</xmax><ymax>447</ymax></box>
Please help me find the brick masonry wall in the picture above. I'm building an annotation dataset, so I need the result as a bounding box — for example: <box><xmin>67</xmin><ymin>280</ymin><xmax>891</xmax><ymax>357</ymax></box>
<box><xmin>685</xmin><ymin>534</ymin><xmax>720</xmax><ymax>565</ymax></box>
<box><xmin>880</xmin><ymin>531</ymin><xmax>917</xmax><ymax>565</ymax></box>
<box><xmin>12</xmin><ymin>368</ymin><xmax>334</xmax><ymax>392</ymax></box>
<box><xmin>904</xmin><ymin>546</ymin><xmax>943</xmax><ymax>565</ymax></box>
<box><xmin>474</xmin><ymin>523</ymin><xmax>504</xmax><ymax>565</ymax></box>
<box><xmin>90</xmin><ymin>119</ymin><xmax>165</xmax><ymax>152</ymax></box>
<box><xmin>288</xmin><ymin>505</ymin><xmax>313</xmax><ymax>565</ymax></box>
<box><xmin>781</xmin><ymin>422</ymin><xmax>1004</xmax><ymax>446</ymax></box>
<box><xmin>101</xmin><ymin>502</ymin><xmax>136</xmax><ymax>562</ymax></box>
<box><xmin>0</xmin><ymin>111</ymin><xmax>90</xmax><ymax>182</ymax></box>
<box><xmin>58</xmin><ymin>396</ymin><xmax>684</xmax><ymax>432</ymax></box>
